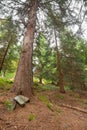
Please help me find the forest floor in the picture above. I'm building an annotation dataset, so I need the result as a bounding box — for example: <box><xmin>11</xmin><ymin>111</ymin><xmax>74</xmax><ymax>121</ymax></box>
<box><xmin>0</xmin><ymin>88</ymin><xmax>87</xmax><ymax>130</ymax></box>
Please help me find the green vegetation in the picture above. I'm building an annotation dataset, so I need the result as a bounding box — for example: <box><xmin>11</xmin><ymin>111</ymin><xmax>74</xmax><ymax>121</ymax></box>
<box><xmin>47</xmin><ymin>103</ymin><xmax>54</xmax><ymax>111</ymax></box>
<box><xmin>0</xmin><ymin>18</ymin><xmax>19</xmax><ymax>74</ymax></box>
<box><xmin>4</xmin><ymin>100</ymin><xmax>15</xmax><ymax>111</ymax></box>
<box><xmin>0</xmin><ymin>78</ymin><xmax>12</xmax><ymax>90</ymax></box>
<box><xmin>39</xmin><ymin>95</ymin><xmax>49</xmax><ymax>103</ymax></box>
<box><xmin>28</xmin><ymin>114</ymin><xmax>35</xmax><ymax>121</ymax></box>
<box><xmin>0</xmin><ymin>0</ymin><xmax>87</xmax><ymax>97</ymax></box>
<box><xmin>33</xmin><ymin>32</ymin><xmax>57</xmax><ymax>85</ymax></box>
<box><xmin>34</xmin><ymin>83</ymin><xmax>58</xmax><ymax>92</ymax></box>
<box><xmin>39</xmin><ymin>95</ymin><xmax>54</xmax><ymax>111</ymax></box>
<box><xmin>33</xmin><ymin>30</ymin><xmax>87</xmax><ymax>91</ymax></box>
<box><xmin>56</xmin><ymin>94</ymin><xmax>64</xmax><ymax>100</ymax></box>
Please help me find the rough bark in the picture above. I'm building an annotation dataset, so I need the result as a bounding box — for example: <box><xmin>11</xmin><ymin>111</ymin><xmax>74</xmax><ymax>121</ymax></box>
<box><xmin>54</xmin><ymin>28</ymin><xmax>65</xmax><ymax>93</ymax></box>
<box><xmin>11</xmin><ymin>0</ymin><xmax>38</xmax><ymax>97</ymax></box>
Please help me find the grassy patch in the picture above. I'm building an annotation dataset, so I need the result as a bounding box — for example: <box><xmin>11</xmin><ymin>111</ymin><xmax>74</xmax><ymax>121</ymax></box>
<box><xmin>4</xmin><ymin>100</ymin><xmax>15</xmax><ymax>111</ymax></box>
<box><xmin>42</xmin><ymin>84</ymin><xmax>58</xmax><ymax>90</ymax></box>
<box><xmin>56</xmin><ymin>94</ymin><xmax>64</xmax><ymax>100</ymax></box>
<box><xmin>28</xmin><ymin>114</ymin><xmax>35</xmax><ymax>121</ymax></box>
<box><xmin>3</xmin><ymin>72</ymin><xmax>15</xmax><ymax>80</ymax></box>
<box><xmin>34</xmin><ymin>83</ymin><xmax>58</xmax><ymax>92</ymax></box>
<box><xmin>39</xmin><ymin>95</ymin><xmax>54</xmax><ymax>112</ymax></box>
<box><xmin>39</xmin><ymin>95</ymin><xmax>49</xmax><ymax>104</ymax></box>
<box><xmin>47</xmin><ymin>103</ymin><xmax>54</xmax><ymax>111</ymax></box>
<box><xmin>65</xmin><ymin>85</ymin><xmax>74</xmax><ymax>91</ymax></box>
<box><xmin>0</xmin><ymin>78</ymin><xmax>12</xmax><ymax>90</ymax></box>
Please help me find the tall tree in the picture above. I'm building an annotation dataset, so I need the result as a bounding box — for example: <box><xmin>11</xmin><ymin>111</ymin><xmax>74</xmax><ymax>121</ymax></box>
<box><xmin>33</xmin><ymin>32</ymin><xmax>55</xmax><ymax>84</ymax></box>
<box><xmin>54</xmin><ymin>28</ymin><xmax>65</xmax><ymax>93</ymax></box>
<box><xmin>11</xmin><ymin>0</ymin><xmax>39</xmax><ymax>97</ymax></box>
<box><xmin>2</xmin><ymin>44</ymin><xmax>20</xmax><ymax>77</ymax></box>
<box><xmin>0</xmin><ymin>18</ymin><xmax>18</xmax><ymax>71</ymax></box>
<box><xmin>60</xmin><ymin>31</ymin><xmax>87</xmax><ymax>90</ymax></box>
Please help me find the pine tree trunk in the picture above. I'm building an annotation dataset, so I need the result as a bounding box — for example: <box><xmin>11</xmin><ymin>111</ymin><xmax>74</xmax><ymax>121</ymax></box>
<box><xmin>11</xmin><ymin>0</ymin><xmax>38</xmax><ymax>97</ymax></box>
<box><xmin>54</xmin><ymin>28</ymin><xmax>65</xmax><ymax>93</ymax></box>
<box><xmin>0</xmin><ymin>37</ymin><xmax>12</xmax><ymax>71</ymax></box>
<box><xmin>39</xmin><ymin>77</ymin><xmax>43</xmax><ymax>84</ymax></box>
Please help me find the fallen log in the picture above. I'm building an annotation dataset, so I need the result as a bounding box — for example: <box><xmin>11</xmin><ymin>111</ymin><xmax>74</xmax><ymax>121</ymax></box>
<box><xmin>59</xmin><ymin>103</ymin><xmax>87</xmax><ymax>114</ymax></box>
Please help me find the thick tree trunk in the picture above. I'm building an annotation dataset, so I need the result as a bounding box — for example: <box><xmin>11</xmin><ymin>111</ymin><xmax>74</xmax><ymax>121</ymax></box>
<box><xmin>54</xmin><ymin>28</ymin><xmax>65</xmax><ymax>93</ymax></box>
<box><xmin>11</xmin><ymin>0</ymin><xmax>38</xmax><ymax>97</ymax></box>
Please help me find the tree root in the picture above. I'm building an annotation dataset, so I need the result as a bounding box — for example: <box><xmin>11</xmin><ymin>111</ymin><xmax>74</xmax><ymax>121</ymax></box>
<box><xmin>59</xmin><ymin>103</ymin><xmax>87</xmax><ymax>114</ymax></box>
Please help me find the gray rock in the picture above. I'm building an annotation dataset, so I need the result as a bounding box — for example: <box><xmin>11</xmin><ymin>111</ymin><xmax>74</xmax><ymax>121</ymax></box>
<box><xmin>14</xmin><ymin>95</ymin><xmax>30</xmax><ymax>106</ymax></box>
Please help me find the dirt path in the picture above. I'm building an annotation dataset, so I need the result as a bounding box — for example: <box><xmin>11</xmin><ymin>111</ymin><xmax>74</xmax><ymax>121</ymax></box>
<box><xmin>0</xmin><ymin>90</ymin><xmax>87</xmax><ymax>130</ymax></box>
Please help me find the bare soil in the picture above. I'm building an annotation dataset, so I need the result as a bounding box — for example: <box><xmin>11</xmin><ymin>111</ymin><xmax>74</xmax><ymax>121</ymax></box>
<box><xmin>0</xmin><ymin>90</ymin><xmax>87</xmax><ymax>130</ymax></box>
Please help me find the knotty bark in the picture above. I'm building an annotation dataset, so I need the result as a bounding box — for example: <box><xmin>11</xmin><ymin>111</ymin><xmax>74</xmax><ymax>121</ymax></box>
<box><xmin>11</xmin><ymin>0</ymin><xmax>38</xmax><ymax>97</ymax></box>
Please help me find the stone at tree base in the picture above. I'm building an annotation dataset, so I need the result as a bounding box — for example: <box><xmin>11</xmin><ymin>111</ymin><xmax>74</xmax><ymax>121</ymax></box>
<box><xmin>14</xmin><ymin>95</ymin><xmax>30</xmax><ymax>106</ymax></box>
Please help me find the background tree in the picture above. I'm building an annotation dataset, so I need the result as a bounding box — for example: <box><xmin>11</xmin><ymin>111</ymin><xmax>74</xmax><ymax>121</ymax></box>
<box><xmin>2</xmin><ymin>44</ymin><xmax>20</xmax><ymax>77</ymax></box>
<box><xmin>33</xmin><ymin>32</ymin><xmax>57</xmax><ymax>84</ymax></box>
<box><xmin>0</xmin><ymin>18</ymin><xmax>18</xmax><ymax>72</ymax></box>
<box><xmin>60</xmin><ymin>31</ymin><xmax>87</xmax><ymax>90</ymax></box>
<box><xmin>54</xmin><ymin>28</ymin><xmax>65</xmax><ymax>93</ymax></box>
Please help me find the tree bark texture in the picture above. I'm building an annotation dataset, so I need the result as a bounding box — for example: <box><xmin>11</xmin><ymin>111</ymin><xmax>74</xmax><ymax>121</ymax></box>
<box><xmin>11</xmin><ymin>0</ymin><xmax>38</xmax><ymax>97</ymax></box>
<box><xmin>54</xmin><ymin>28</ymin><xmax>65</xmax><ymax>93</ymax></box>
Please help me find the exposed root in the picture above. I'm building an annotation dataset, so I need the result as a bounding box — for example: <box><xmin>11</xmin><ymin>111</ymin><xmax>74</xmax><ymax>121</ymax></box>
<box><xmin>59</xmin><ymin>103</ymin><xmax>87</xmax><ymax>114</ymax></box>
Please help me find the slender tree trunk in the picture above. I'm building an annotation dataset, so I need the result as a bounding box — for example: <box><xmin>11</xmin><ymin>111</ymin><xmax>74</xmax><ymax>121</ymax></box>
<box><xmin>54</xmin><ymin>28</ymin><xmax>65</xmax><ymax>93</ymax></box>
<box><xmin>1</xmin><ymin>71</ymin><xmax>6</xmax><ymax>77</ymax></box>
<box><xmin>0</xmin><ymin>38</ymin><xmax>11</xmax><ymax>71</ymax></box>
<box><xmin>39</xmin><ymin>77</ymin><xmax>43</xmax><ymax>84</ymax></box>
<box><xmin>11</xmin><ymin>0</ymin><xmax>38</xmax><ymax>97</ymax></box>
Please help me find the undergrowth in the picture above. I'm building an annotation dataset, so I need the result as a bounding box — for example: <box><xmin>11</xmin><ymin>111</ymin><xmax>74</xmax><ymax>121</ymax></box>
<box><xmin>56</xmin><ymin>94</ymin><xmax>64</xmax><ymax>100</ymax></box>
<box><xmin>34</xmin><ymin>83</ymin><xmax>58</xmax><ymax>92</ymax></box>
<box><xmin>0</xmin><ymin>78</ymin><xmax>12</xmax><ymax>91</ymax></box>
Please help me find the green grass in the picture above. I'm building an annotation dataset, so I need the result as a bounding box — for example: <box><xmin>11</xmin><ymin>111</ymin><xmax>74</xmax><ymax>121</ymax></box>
<box><xmin>0</xmin><ymin>78</ymin><xmax>12</xmax><ymax>90</ymax></box>
<box><xmin>5</xmin><ymin>72</ymin><xmax>15</xmax><ymax>79</ymax></box>
<box><xmin>0</xmin><ymin>72</ymin><xmax>15</xmax><ymax>91</ymax></box>
<box><xmin>34</xmin><ymin>77</ymin><xmax>58</xmax><ymax>91</ymax></box>
<box><xmin>41</xmin><ymin>84</ymin><xmax>58</xmax><ymax>90</ymax></box>
<box><xmin>34</xmin><ymin>83</ymin><xmax>58</xmax><ymax>92</ymax></box>
<box><xmin>56</xmin><ymin>94</ymin><xmax>64</xmax><ymax>100</ymax></box>
<box><xmin>0</xmin><ymin>72</ymin><xmax>15</xmax><ymax>79</ymax></box>
<box><xmin>4</xmin><ymin>99</ymin><xmax>16</xmax><ymax>111</ymax></box>
<box><xmin>39</xmin><ymin>95</ymin><xmax>54</xmax><ymax>111</ymax></box>
<box><xmin>47</xmin><ymin>103</ymin><xmax>54</xmax><ymax>111</ymax></box>
<box><xmin>28</xmin><ymin>114</ymin><xmax>35</xmax><ymax>121</ymax></box>
<box><xmin>39</xmin><ymin>95</ymin><xmax>49</xmax><ymax>103</ymax></box>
